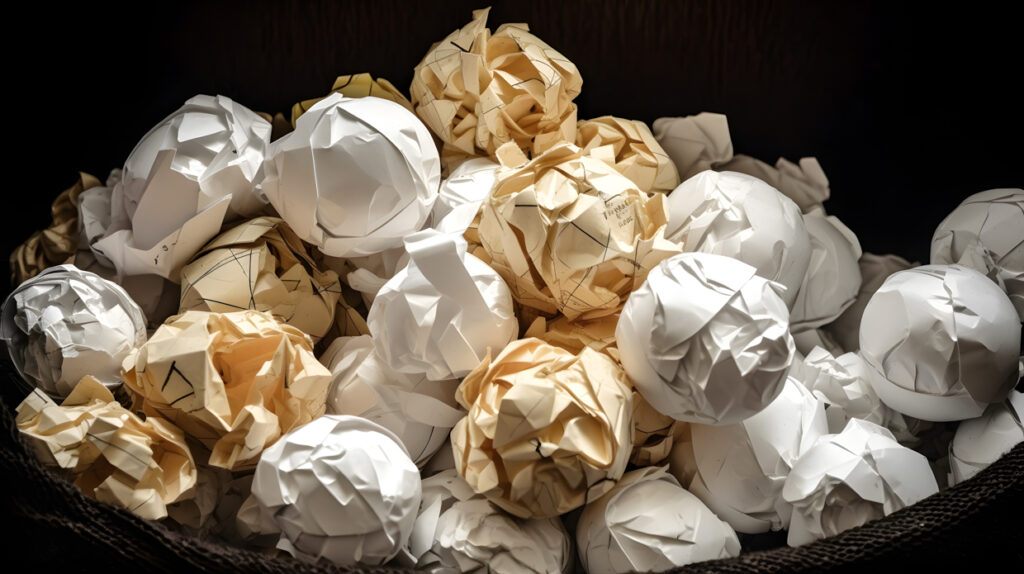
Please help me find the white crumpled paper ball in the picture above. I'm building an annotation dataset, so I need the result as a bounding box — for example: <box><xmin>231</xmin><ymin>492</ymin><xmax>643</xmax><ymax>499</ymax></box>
<box><xmin>948</xmin><ymin>390</ymin><xmax>1024</xmax><ymax>486</ymax></box>
<box><xmin>576</xmin><ymin>466</ymin><xmax>740</xmax><ymax>573</ymax></box>
<box><xmin>824</xmin><ymin>253</ymin><xmax>916</xmax><ymax>353</ymax></box>
<box><xmin>859</xmin><ymin>265</ymin><xmax>1021</xmax><ymax>422</ymax></box>
<box><xmin>616</xmin><ymin>252</ymin><xmax>795</xmax><ymax>425</ymax></box>
<box><xmin>682</xmin><ymin>378</ymin><xmax>828</xmax><ymax>534</ymax></box>
<box><xmin>651</xmin><ymin>113</ymin><xmax>734</xmax><ymax>181</ymax></box>
<box><xmin>783</xmin><ymin>418</ymin><xmax>939</xmax><ymax>546</ymax></box>
<box><xmin>368</xmin><ymin>230</ymin><xmax>517</xmax><ymax>381</ymax></box>
<box><xmin>931</xmin><ymin>188</ymin><xmax>1024</xmax><ymax>320</ymax></box>
<box><xmin>790</xmin><ymin>208</ymin><xmax>862</xmax><ymax>332</ymax></box>
<box><xmin>1</xmin><ymin>264</ymin><xmax>146</xmax><ymax>398</ymax></box>
<box><xmin>261</xmin><ymin>93</ymin><xmax>441</xmax><ymax>258</ymax></box>
<box><xmin>236</xmin><ymin>415</ymin><xmax>422</xmax><ymax>566</ymax></box>
<box><xmin>664</xmin><ymin>170</ymin><xmax>812</xmax><ymax>308</ymax></box>
<box><xmin>430</xmin><ymin>157</ymin><xmax>499</xmax><ymax>235</ymax></box>
<box><xmin>321</xmin><ymin>335</ymin><xmax>464</xmax><ymax>467</ymax></box>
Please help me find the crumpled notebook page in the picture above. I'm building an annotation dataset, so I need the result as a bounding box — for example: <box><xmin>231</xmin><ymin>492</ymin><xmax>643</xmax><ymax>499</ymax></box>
<box><xmin>576</xmin><ymin>116</ymin><xmax>679</xmax><ymax>194</ymax></box>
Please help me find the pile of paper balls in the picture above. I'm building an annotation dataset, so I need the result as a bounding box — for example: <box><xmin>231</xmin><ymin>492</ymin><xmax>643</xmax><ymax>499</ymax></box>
<box><xmin>3</xmin><ymin>7</ymin><xmax>1022</xmax><ymax>572</ymax></box>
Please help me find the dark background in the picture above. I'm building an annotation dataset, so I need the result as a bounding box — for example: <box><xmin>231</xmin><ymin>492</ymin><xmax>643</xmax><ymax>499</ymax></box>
<box><xmin>4</xmin><ymin>0</ymin><xmax>1021</xmax><ymax>296</ymax></box>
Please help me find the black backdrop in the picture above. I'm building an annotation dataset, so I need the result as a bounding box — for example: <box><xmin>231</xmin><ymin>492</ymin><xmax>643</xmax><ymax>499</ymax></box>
<box><xmin>5</xmin><ymin>0</ymin><xmax>1022</xmax><ymax>296</ymax></box>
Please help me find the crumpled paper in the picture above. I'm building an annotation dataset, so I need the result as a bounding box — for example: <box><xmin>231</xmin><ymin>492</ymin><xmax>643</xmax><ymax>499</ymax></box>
<box><xmin>122</xmin><ymin>309</ymin><xmax>331</xmax><ymax>470</ymax></box>
<box><xmin>1</xmin><ymin>264</ymin><xmax>146</xmax><ymax>398</ymax></box>
<box><xmin>91</xmin><ymin>95</ymin><xmax>271</xmax><ymax>280</ymax></box>
<box><xmin>523</xmin><ymin>313</ymin><xmax>620</xmax><ymax>359</ymax></box>
<box><xmin>930</xmin><ymin>188</ymin><xmax>1024</xmax><ymax>321</ymax></box>
<box><xmin>367</xmin><ymin>230</ymin><xmax>517</xmax><ymax>380</ymax></box>
<box><xmin>719</xmin><ymin>154</ymin><xmax>830</xmax><ymax>214</ymax></box>
<box><xmin>684</xmin><ymin>378</ymin><xmax>828</xmax><ymax>534</ymax></box>
<box><xmin>629</xmin><ymin>391</ymin><xmax>688</xmax><ymax>467</ymax></box>
<box><xmin>261</xmin><ymin>92</ymin><xmax>441</xmax><ymax>258</ymax></box>
<box><xmin>783</xmin><ymin>418</ymin><xmax>939</xmax><ymax>546</ymax></box>
<box><xmin>179</xmin><ymin>216</ymin><xmax>341</xmax><ymax>342</ymax></box>
<box><xmin>576</xmin><ymin>466</ymin><xmax>740</xmax><ymax>573</ymax></box>
<box><xmin>576</xmin><ymin>116</ymin><xmax>680</xmax><ymax>194</ymax></box>
<box><xmin>790</xmin><ymin>207</ymin><xmax>862</xmax><ymax>332</ymax></box>
<box><xmin>480</xmin><ymin>142</ymin><xmax>681</xmax><ymax>320</ymax></box>
<box><xmin>321</xmin><ymin>335</ymin><xmax>464</xmax><ymax>467</ymax></box>
<box><xmin>291</xmin><ymin>73</ymin><xmax>414</xmax><ymax>127</ymax></box>
<box><xmin>948</xmin><ymin>390</ymin><xmax>1024</xmax><ymax>485</ymax></box>
<box><xmin>616</xmin><ymin>252</ymin><xmax>795</xmax><ymax>425</ymax></box>
<box><xmin>10</xmin><ymin>172</ymin><xmax>100</xmax><ymax>285</ymax></box>
<box><xmin>399</xmin><ymin>470</ymin><xmax>571</xmax><ymax>573</ymax></box>
<box><xmin>15</xmin><ymin>376</ymin><xmax>197</xmax><ymax>520</ymax></box>
<box><xmin>651</xmin><ymin>113</ymin><xmax>734</xmax><ymax>182</ymax></box>
<box><xmin>430</xmin><ymin>158</ymin><xmax>499</xmax><ymax>249</ymax></box>
<box><xmin>859</xmin><ymin>265</ymin><xmax>1021</xmax><ymax>421</ymax></box>
<box><xmin>452</xmin><ymin>338</ymin><xmax>633</xmax><ymax>518</ymax></box>
<box><xmin>791</xmin><ymin>327</ymin><xmax>845</xmax><ymax>357</ymax></box>
<box><xmin>664</xmin><ymin>170</ymin><xmax>811</xmax><ymax>308</ymax></box>
<box><xmin>410</xmin><ymin>7</ymin><xmax>582</xmax><ymax>166</ymax></box>
<box><xmin>236</xmin><ymin>415</ymin><xmax>421</xmax><ymax>566</ymax></box>
<box><xmin>824</xmin><ymin>253</ymin><xmax>917</xmax><ymax>353</ymax></box>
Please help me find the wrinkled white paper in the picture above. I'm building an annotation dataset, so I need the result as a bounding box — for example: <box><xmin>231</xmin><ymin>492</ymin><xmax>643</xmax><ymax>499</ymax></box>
<box><xmin>948</xmin><ymin>390</ymin><xmax>1024</xmax><ymax>485</ymax></box>
<box><xmin>237</xmin><ymin>415</ymin><xmax>422</xmax><ymax>566</ymax></box>
<box><xmin>664</xmin><ymin>170</ymin><xmax>811</xmax><ymax>308</ymax></box>
<box><xmin>860</xmin><ymin>265</ymin><xmax>1021</xmax><ymax>421</ymax></box>
<box><xmin>824</xmin><ymin>253</ymin><xmax>917</xmax><ymax>353</ymax></box>
<box><xmin>261</xmin><ymin>93</ymin><xmax>441</xmax><ymax>258</ymax></box>
<box><xmin>651</xmin><ymin>113</ymin><xmax>734</xmax><ymax>182</ymax></box>
<box><xmin>1</xmin><ymin>264</ymin><xmax>146</xmax><ymax>398</ymax></box>
<box><xmin>429</xmin><ymin>157</ymin><xmax>499</xmax><ymax>235</ymax></box>
<box><xmin>719</xmin><ymin>154</ymin><xmax>830</xmax><ymax>214</ymax></box>
<box><xmin>616</xmin><ymin>252</ymin><xmax>795</xmax><ymax>425</ymax></box>
<box><xmin>790</xmin><ymin>208</ymin><xmax>862</xmax><ymax>332</ymax></box>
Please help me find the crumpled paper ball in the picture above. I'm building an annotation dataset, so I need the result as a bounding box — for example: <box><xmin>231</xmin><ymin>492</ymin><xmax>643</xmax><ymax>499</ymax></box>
<box><xmin>16</xmin><ymin>376</ymin><xmax>196</xmax><ymax>520</ymax></box>
<box><xmin>480</xmin><ymin>142</ymin><xmax>681</xmax><ymax>321</ymax></box>
<box><xmin>400</xmin><ymin>470</ymin><xmax>572</xmax><ymax>573</ymax></box>
<box><xmin>523</xmin><ymin>313</ymin><xmax>620</xmax><ymax>359</ymax></box>
<box><xmin>783</xmin><ymin>418</ymin><xmax>939</xmax><ymax>546</ymax></box>
<box><xmin>630</xmin><ymin>392</ymin><xmax>688</xmax><ymax>467</ymax></box>
<box><xmin>321</xmin><ymin>335</ymin><xmax>464</xmax><ymax>467</ymax></box>
<box><xmin>236</xmin><ymin>415</ymin><xmax>421</xmax><ymax>566</ymax></box>
<box><xmin>575</xmin><ymin>116</ymin><xmax>680</xmax><ymax>194</ymax></box>
<box><xmin>824</xmin><ymin>253</ymin><xmax>917</xmax><ymax>353</ymax></box>
<box><xmin>452</xmin><ymin>338</ymin><xmax>633</xmax><ymax>518</ymax></box>
<box><xmin>859</xmin><ymin>265</ymin><xmax>1021</xmax><ymax>421</ymax></box>
<box><xmin>291</xmin><ymin>73</ymin><xmax>414</xmax><ymax>127</ymax></box>
<box><xmin>930</xmin><ymin>188</ymin><xmax>1024</xmax><ymax>320</ymax></box>
<box><xmin>367</xmin><ymin>230</ymin><xmax>517</xmax><ymax>380</ymax></box>
<box><xmin>616</xmin><ymin>252</ymin><xmax>795</xmax><ymax>425</ymax></box>
<box><xmin>664</xmin><ymin>170</ymin><xmax>812</xmax><ymax>308</ymax></box>
<box><xmin>430</xmin><ymin>158</ymin><xmax>499</xmax><ymax>241</ymax></box>
<box><xmin>179</xmin><ymin>216</ymin><xmax>341</xmax><ymax>342</ymax></box>
<box><xmin>576</xmin><ymin>466</ymin><xmax>740</xmax><ymax>573</ymax></box>
<box><xmin>122</xmin><ymin>309</ymin><xmax>331</xmax><ymax>470</ymax></box>
<box><xmin>948</xmin><ymin>390</ymin><xmax>1024</xmax><ymax>485</ymax></box>
<box><xmin>651</xmin><ymin>113</ymin><xmax>734</xmax><ymax>182</ymax></box>
<box><xmin>719</xmin><ymin>154</ymin><xmax>830</xmax><ymax>214</ymax></box>
<box><xmin>1</xmin><ymin>264</ymin><xmax>146</xmax><ymax>398</ymax></box>
<box><xmin>91</xmin><ymin>95</ymin><xmax>271</xmax><ymax>280</ymax></box>
<box><xmin>790</xmin><ymin>207</ymin><xmax>863</xmax><ymax>332</ymax></box>
<box><xmin>410</xmin><ymin>7</ymin><xmax>582</xmax><ymax>165</ymax></box>
<box><xmin>682</xmin><ymin>378</ymin><xmax>828</xmax><ymax>534</ymax></box>
<box><xmin>261</xmin><ymin>92</ymin><xmax>441</xmax><ymax>258</ymax></box>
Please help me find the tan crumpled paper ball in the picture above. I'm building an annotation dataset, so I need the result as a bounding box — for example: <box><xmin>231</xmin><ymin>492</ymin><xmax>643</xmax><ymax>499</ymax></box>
<box><xmin>122</xmin><ymin>309</ymin><xmax>331</xmax><ymax>471</ymax></box>
<box><xmin>451</xmin><ymin>338</ymin><xmax>633</xmax><ymax>519</ymax></box>
<box><xmin>576</xmin><ymin>116</ymin><xmax>680</xmax><ymax>194</ymax></box>
<box><xmin>479</xmin><ymin>142</ymin><xmax>681</xmax><ymax>321</ymax></box>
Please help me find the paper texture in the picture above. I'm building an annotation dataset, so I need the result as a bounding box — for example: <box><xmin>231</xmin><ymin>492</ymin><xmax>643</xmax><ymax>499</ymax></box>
<box><xmin>576</xmin><ymin>466</ymin><xmax>740</xmax><ymax>573</ymax></box>
<box><xmin>616</xmin><ymin>252</ymin><xmax>795</xmax><ymax>425</ymax></box>
<box><xmin>367</xmin><ymin>230</ymin><xmax>517</xmax><ymax>380</ymax></box>
<box><xmin>399</xmin><ymin>470</ymin><xmax>571</xmax><ymax>573</ymax></box>
<box><xmin>452</xmin><ymin>338</ymin><xmax>633</xmax><ymax>518</ymax></box>
<box><xmin>948</xmin><ymin>390</ymin><xmax>1024</xmax><ymax>485</ymax></box>
<box><xmin>685</xmin><ymin>378</ymin><xmax>828</xmax><ymax>534</ymax></box>
<box><xmin>91</xmin><ymin>95</ymin><xmax>271</xmax><ymax>280</ymax></box>
<box><xmin>321</xmin><ymin>335</ymin><xmax>464</xmax><ymax>467</ymax></box>
<box><xmin>237</xmin><ymin>415</ymin><xmax>421</xmax><ymax>566</ymax></box>
<box><xmin>783</xmin><ymin>418</ymin><xmax>939</xmax><ymax>546</ymax></box>
<box><xmin>824</xmin><ymin>253</ymin><xmax>916</xmax><ymax>353</ymax></box>
<box><xmin>523</xmin><ymin>313</ymin><xmax>620</xmax><ymax>359</ymax></box>
<box><xmin>664</xmin><ymin>170</ymin><xmax>811</xmax><ymax>308</ymax></box>
<box><xmin>261</xmin><ymin>93</ymin><xmax>441</xmax><ymax>258</ymax></box>
<box><xmin>9</xmin><ymin>172</ymin><xmax>100</xmax><ymax>285</ymax></box>
<box><xmin>410</xmin><ymin>7</ymin><xmax>582</xmax><ymax>167</ymax></box>
<box><xmin>576</xmin><ymin>116</ymin><xmax>680</xmax><ymax>194</ymax></box>
<box><xmin>630</xmin><ymin>392</ymin><xmax>688</xmax><ymax>467</ymax></box>
<box><xmin>15</xmin><ymin>376</ymin><xmax>197</xmax><ymax>520</ymax></box>
<box><xmin>291</xmin><ymin>73</ymin><xmax>414</xmax><ymax>127</ymax></box>
<box><xmin>651</xmin><ymin>113</ymin><xmax>734</xmax><ymax>182</ymax></box>
<box><xmin>1</xmin><ymin>264</ymin><xmax>146</xmax><ymax>398</ymax></box>
<box><xmin>430</xmin><ymin>157</ymin><xmax>499</xmax><ymax>242</ymax></box>
<box><xmin>790</xmin><ymin>208</ymin><xmax>862</xmax><ymax>332</ymax></box>
<box><xmin>122</xmin><ymin>309</ymin><xmax>331</xmax><ymax>470</ymax></box>
<box><xmin>719</xmin><ymin>154</ymin><xmax>830</xmax><ymax>214</ymax></box>
<box><xmin>179</xmin><ymin>216</ymin><xmax>342</xmax><ymax>342</ymax></box>
<box><xmin>480</xmin><ymin>142</ymin><xmax>681</xmax><ymax>320</ymax></box>
<box><xmin>931</xmin><ymin>188</ymin><xmax>1024</xmax><ymax>321</ymax></box>
<box><xmin>859</xmin><ymin>265</ymin><xmax>1021</xmax><ymax>421</ymax></box>
<box><xmin>792</xmin><ymin>327</ymin><xmax>845</xmax><ymax>358</ymax></box>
